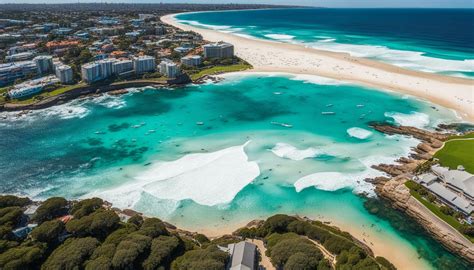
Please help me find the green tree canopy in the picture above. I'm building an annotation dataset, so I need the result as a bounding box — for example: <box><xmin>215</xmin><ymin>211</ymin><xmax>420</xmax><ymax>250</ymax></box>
<box><xmin>34</xmin><ymin>197</ymin><xmax>68</xmax><ymax>223</ymax></box>
<box><xmin>171</xmin><ymin>245</ymin><xmax>227</xmax><ymax>270</ymax></box>
<box><xmin>70</xmin><ymin>197</ymin><xmax>103</xmax><ymax>219</ymax></box>
<box><xmin>30</xmin><ymin>220</ymin><xmax>65</xmax><ymax>244</ymax></box>
<box><xmin>0</xmin><ymin>195</ymin><xmax>31</xmax><ymax>209</ymax></box>
<box><xmin>0</xmin><ymin>243</ymin><xmax>46</xmax><ymax>270</ymax></box>
<box><xmin>41</xmin><ymin>237</ymin><xmax>99</xmax><ymax>270</ymax></box>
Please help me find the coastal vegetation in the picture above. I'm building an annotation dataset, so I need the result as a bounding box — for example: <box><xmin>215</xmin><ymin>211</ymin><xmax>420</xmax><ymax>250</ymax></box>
<box><xmin>235</xmin><ymin>214</ymin><xmax>394</xmax><ymax>270</ymax></box>
<box><xmin>0</xmin><ymin>195</ymin><xmax>398</xmax><ymax>270</ymax></box>
<box><xmin>405</xmin><ymin>180</ymin><xmax>474</xmax><ymax>242</ymax></box>
<box><xmin>434</xmin><ymin>133</ymin><xmax>474</xmax><ymax>173</ymax></box>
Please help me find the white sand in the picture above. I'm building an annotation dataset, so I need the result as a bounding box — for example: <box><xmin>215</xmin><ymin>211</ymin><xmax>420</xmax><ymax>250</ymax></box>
<box><xmin>162</xmin><ymin>14</ymin><xmax>474</xmax><ymax>121</ymax></box>
<box><xmin>91</xmin><ymin>141</ymin><xmax>260</xmax><ymax>208</ymax></box>
<box><xmin>271</xmin><ymin>142</ymin><xmax>321</xmax><ymax>161</ymax></box>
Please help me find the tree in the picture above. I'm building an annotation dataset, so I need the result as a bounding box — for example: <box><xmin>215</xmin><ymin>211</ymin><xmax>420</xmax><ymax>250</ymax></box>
<box><xmin>284</xmin><ymin>252</ymin><xmax>320</xmax><ymax>270</ymax></box>
<box><xmin>34</xmin><ymin>197</ymin><xmax>68</xmax><ymax>223</ymax></box>
<box><xmin>440</xmin><ymin>205</ymin><xmax>454</xmax><ymax>216</ymax></box>
<box><xmin>143</xmin><ymin>236</ymin><xmax>183</xmax><ymax>270</ymax></box>
<box><xmin>41</xmin><ymin>237</ymin><xmax>99</xmax><ymax>270</ymax></box>
<box><xmin>71</xmin><ymin>198</ymin><xmax>103</xmax><ymax>219</ymax></box>
<box><xmin>66</xmin><ymin>210</ymin><xmax>120</xmax><ymax>239</ymax></box>
<box><xmin>111</xmin><ymin>233</ymin><xmax>152</xmax><ymax>269</ymax></box>
<box><xmin>128</xmin><ymin>215</ymin><xmax>144</xmax><ymax>227</ymax></box>
<box><xmin>0</xmin><ymin>195</ymin><xmax>31</xmax><ymax>208</ymax></box>
<box><xmin>136</xmin><ymin>218</ymin><xmax>168</xmax><ymax>238</ymax></box>
<box><xmin>268</xmin><ymin>237</ymin><xmax>323</xmax><ymax>268</ymax></box>
<box><xmin>0</xmin><ymin>243</ymin><xmax>46</xmax><ymax>270</ymax></box>
<box><xmin>375</xmin><ymin>256</ymin><xmax>396</xmax><ymax>270</ymax></box>
<box><xmin>171</xmin><ymin>245</ymin><xmax>227</xmax><ymax>270</ymax></box>
<box><xmin>459</xmin><ymin>224</ymin><xmax>474</xmax><ymax>237</ymax></box>
<box><xmin>30</xmin><ymin>220</ymin><xmax>64</xmax><ymax>244</ymax></box>
<box><xmin>0</xmin><ymin>207</ymin><xmax>23</xmax><ymax>228</ymax></box>
<box><xmin>257</xmin><ymin>214</ymin><xmax>297</xmax><ymax>236</ymax></box>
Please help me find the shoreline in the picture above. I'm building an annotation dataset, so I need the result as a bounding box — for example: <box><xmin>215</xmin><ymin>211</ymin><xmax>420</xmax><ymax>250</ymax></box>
<box><xmin>162</xmin><ymin>13</ymin><xmax>474</xmax><ymax>121</ymax></box>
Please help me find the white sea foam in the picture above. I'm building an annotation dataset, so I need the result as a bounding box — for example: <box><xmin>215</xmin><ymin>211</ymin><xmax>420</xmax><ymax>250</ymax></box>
<box><xmin>307</xmin><ymin>39</ymin><xmax>474</xmax><ymax>77</ymax></box>
<box><xmin>384</xmin><ymin>111</ymin><xmax>430</xmax><ymax>128</ymax></box>
<box><xmin>90</xmin><ymin>141</ymin><xmax>260</xmax><ymax>208</ymax></box>
<box><xmin>92</xmin><ymin>94</ymin><xmax>126</xmax><ymax>109</ymax></box>
<box><xmin>271</xmin><ymin>143</ymin><xmax>322</xmax><ymax>161</ymax></box>
<box><xmin>347</xmin><ymin>127</ymin><xmax>373</xmax><ymax>139</ymax></box>
<box><xmin>264</xmin><ymin>34</ymin><xmax>295</xmax><ymax>40</ymax></box>
<box><xmin>289</xmin><ymin>74</ymin><xmax>346</xmax><ymax>85</ymax></box>
<box><xmin>294</xmin><ymin>171</ymin><xmax>375</xmax><ymax>194</ymax></box>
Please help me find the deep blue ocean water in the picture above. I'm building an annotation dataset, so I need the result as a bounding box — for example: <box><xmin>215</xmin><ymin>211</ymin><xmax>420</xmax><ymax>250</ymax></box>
<box><xmin>177</xmin><ymin>8</ymin><xmax>474</xmax><ymax>77</ymax></box>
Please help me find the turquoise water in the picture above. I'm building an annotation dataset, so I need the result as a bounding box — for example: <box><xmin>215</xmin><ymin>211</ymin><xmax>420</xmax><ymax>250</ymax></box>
<box><xmin>0</xmin><ymin>74</ymin><xmax>470</xmax><ymax>268</ymax></box>
<box><xmin>176</xmin><ymin>8</ymin><xmax>474</xmax><ymax>78</ymax></box>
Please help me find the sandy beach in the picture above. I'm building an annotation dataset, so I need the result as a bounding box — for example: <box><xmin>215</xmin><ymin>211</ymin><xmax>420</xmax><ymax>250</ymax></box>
<box><xmin>162</xmin><ymin>14</ymin><xmax>474</xmax><ymax>121</ymax></box>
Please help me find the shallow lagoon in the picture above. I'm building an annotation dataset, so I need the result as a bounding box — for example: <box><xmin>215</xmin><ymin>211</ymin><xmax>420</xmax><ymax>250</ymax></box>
<box><xmin>0</xmin><ymin>74</ymin><xmax>469</xmax><ymax>268</ymax></box>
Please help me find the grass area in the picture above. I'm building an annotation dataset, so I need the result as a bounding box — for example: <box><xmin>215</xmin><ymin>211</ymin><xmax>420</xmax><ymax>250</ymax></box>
<box><xmin>405</xmin><ymin>181</ymin><xmax>474</xmax><ymax>242</ymax></box>
<box><xmin>434</xmin><ymin>138</ymin><xmax>474</xmax><ymax>174</ymax></box>
<box><xmin>190</xmin><ymin>63</ymin><xmax>252</xmax><ymax>81</ymax></box>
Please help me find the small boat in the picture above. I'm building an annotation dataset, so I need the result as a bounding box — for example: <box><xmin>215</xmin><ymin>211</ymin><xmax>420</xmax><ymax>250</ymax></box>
<box><xmin>148</xmin><ymin>130</ymin><xmax>156</xmax><ymax>133</ymax></box>
<box><xmin>321</xmin><ymin>111</ymin><xmax>336</xmax><ymax>115</ymax></box>
<box><xmin>196</xmin><ymin>122</ymin><xmax>204</xmax><ymax>125</ymax></box>
<box><xmin>94</xmin><ymin>131</ymin><xmax>105</xmax><ymax>134</ymax></box>
<box><xmin>273</xmin><ymin>92</ymin><xmax>282</xmax><ymax>95</ymax></box>
<box><xmin>271</xmin><ymin>121</ymin><xmax>293</xmax><ymax>128</ymax></box>
<box><xmin>356</xmin><ymin>104</ymin><xmax>365</xmax><ymax>108</ymax></box>
<box><xmin>326</xmin><ymin>104</ymin><xmax>333</xmax><ymax>107</ymax></box>
<box><xmin>132</xmin><ymin>125</ymin><xmax>141</xmax><ymax>128</ymax></box>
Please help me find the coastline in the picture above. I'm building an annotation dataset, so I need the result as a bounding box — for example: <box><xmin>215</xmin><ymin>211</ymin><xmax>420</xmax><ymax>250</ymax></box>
<box><xmin>161</xmin><ymin>13</ymin><xmax>474</xmax><ymax>121</ymax></box>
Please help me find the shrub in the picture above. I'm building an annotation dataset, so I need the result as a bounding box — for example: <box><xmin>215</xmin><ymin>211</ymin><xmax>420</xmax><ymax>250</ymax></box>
<box><xmin>34</xmin><ymin>197</ymin><xmax>68</xmax><ymax>223</ymax></box>
<box><xmin>375</xmin><ymin>256</ymin><xmax>396</xmax><ymax>270</ymax></box>
<box><xmin>42</xmin><ymin>237</ymin><xmax>99</xmax><ymax>270</ymax></box>
<box><xmin>426</xmin><ymin>193</ymin><xmax>437</xmax><ymax>203</ymax></box>
<box><xmin>0</xmin><ymin>196</ymin><xmax>31</xmax><ymax>208</ymax></box>
<box><xmin>70</xmin><ymin>198</ymin><xmax>103</xmax><ymax>218</ymax></box>
<box><xmin>194</xmin><ymin>233</ymin><xmax>210</xmax><ymax>245</ymax></box>
<box><xmin>30</xmin><ymin>220</ymin><xmax>64</xmax><ymax>244</ymax></box>
<box><xmin>0</xmin><ymin>240</ymin><xmax>19</xmax><ymax>254</ymax></box>
<box><xmin>439</xmin><ymin>205</ymin><xmax>454</xmax><ymax>216</ymax></box>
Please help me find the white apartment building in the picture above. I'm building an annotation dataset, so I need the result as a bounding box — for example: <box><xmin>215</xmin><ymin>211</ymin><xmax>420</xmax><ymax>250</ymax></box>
<box><xmin>55</xmin><ymin>64</ymin><xmax>73</xmax><ymax>84</ymax></box>
<box><xmin>181</xmin><ymin>55</ymin><xmax>202</xmax><ymax>67</ymax></box>
<box><xmin>133</xmin><ymin>55</ymin><xmax>156</xmax><ymax>74</ymax></box>
<box><xmin>203</xmin><ymin>42</ymin><xmax>234</xmax><ymax>59</ymax></box>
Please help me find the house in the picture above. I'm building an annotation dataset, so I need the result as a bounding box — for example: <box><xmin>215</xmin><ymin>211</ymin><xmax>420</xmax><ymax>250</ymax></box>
<box><xmin>12</xmin><ymin>224</ymin><xmax>38</xmax><ymax>239</ymax></box>
<box><xmin>414</xmin><ymin>165</ymin><xmax>474</xmax><ymax>215</ymax></box>
<box><xmin>224</xmin><ymin>241</ymin><xmax>257</xmax><ymax>270</ymax></box>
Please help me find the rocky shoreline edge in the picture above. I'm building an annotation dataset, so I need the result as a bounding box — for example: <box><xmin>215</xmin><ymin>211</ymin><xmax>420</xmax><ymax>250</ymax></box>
<box><xmin>367</xmin><ymin>122</ymin><xmax>474</xmax><ymax>262</ymax></box>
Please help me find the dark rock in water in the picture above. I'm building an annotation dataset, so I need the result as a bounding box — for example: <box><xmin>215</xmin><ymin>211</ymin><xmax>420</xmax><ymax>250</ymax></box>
<box><xmin>437</xmin><ymin>123</ymin><xmax>474</xmax><ymax>133</ymax></box>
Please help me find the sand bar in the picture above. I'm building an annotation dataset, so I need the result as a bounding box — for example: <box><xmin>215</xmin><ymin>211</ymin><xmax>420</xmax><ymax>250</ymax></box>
<box><xmin>162</xmin><ymin>14</ymin><xmax>474</xmax><ymax>121</ymax></box>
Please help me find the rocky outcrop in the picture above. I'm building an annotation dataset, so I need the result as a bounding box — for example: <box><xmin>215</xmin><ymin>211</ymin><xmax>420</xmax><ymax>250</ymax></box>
<box><xmin>377</xmin><ymin>176</ymin><xmax>474</xmax><ymax>262</ymax></box>
<box><xmin>370</xmin><ymin>124</ymin><xmax>473</xmax><ymax>262</ymax></box>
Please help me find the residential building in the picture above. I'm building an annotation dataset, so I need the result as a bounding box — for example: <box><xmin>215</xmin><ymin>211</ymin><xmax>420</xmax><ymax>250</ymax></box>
<box><xmin>34</xmin><ymin>55</ymin><xmax>54</xmax><ymax>75</ymax></box>
<box><xmin>134</xmin><ymin>55</ymin><xmax>156</xmax><ymax>74</ymax></box>
<box><xmin>6</xmin><ymin>52</ymin><xmax>36</xmax><ymax>62</ymax></box>
<box><xmin>55</xmin><ymin>64</ymin><xmax>74</xmax><ymax>84</ymax></box>
<box><xmin>12</xmin><ymin>224</ymin><xmax>38</xmax><ymax>239</ymax></box>
<box><xmin>225</xmin><ymin>241</ymin><xmax>257</xmax><ymax>270</ymax></box>
<box><xmin>112</xmin><ymin>59</ymin><xmax>133</xmax><ymax>75</ymax></box>
<box><xmin>159</xmin><ymin>59</ymin><xmax>179</xmax><ymax>78</ymax></box>
<box><xmin>81</xmin><ymin>62</ymin><xmax>101</xmax><ymax>84</ymax></box>
<box><xmin>414</xmin><ymin>165</ymin><xmax>474</xmax><ymax>215</ymax></box>
<box><xmin>0</xmin><ymin>61</ymin><xmax>38</xmax><ymax>86</ymax></box>
<box><xmin>181</xmin><ymin>55</ymin><xmax>202</xmax><ymax>67</ymax></box>
<box><xmin>8</xmin><ymin>75</ymin><xmax>59</xmax><ymax>99</ymax></box>
<box><xmin>203</xmin><ymin>42</ymin><xmax>234</xmax><ymax>59</ymax></box>
<box><xmin>46</xmin><ymin>40</ymin><xmax>80</xmax><ymax>50</ymax></box>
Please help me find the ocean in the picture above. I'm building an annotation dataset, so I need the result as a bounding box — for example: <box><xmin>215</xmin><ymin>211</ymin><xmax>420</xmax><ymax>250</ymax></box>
<box><xmin>0</xmin><ymin>73</ymin><xmax>470</xmax><ymax>268</ymax></box>
<box><xmin>176</xmin><ymin>8</ymin><xmax>474</xmax><ymax>78</ymax></box>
